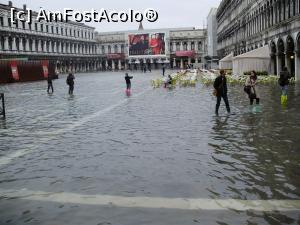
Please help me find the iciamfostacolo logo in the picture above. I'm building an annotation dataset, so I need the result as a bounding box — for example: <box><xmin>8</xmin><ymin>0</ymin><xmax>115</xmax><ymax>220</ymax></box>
<box><xmin>11</xmin><ymin>7</ymin><xmax>159</xmax><ymax>24</ymax></box>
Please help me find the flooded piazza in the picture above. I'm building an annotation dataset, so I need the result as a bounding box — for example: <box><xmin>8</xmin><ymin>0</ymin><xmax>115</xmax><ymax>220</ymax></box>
<box><xmin>0</xmin><ymin>72</ymin><xmax>300</xmax><ymax>225</ymax></box>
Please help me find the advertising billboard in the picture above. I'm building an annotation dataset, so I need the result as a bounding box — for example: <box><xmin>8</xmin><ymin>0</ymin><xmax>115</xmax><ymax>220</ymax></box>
<box><xmin>128</xmin><ymin>33</ymin><xmax>166</xmax><ymax>56</ymax></box>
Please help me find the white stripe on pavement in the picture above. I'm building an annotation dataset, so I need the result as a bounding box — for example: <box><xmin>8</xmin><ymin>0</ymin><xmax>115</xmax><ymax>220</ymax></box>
<box><xmin>0</xmin><ymin>188</ymin><xmax>300</xmax><ymax>212</ymax></box>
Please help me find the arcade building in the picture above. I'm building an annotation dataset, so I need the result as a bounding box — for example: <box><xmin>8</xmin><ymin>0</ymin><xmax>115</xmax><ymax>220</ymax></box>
<box><xmin>95</xmin><ymin>24</ymin><xmax>208</xmax><ymax>70</ymax></box>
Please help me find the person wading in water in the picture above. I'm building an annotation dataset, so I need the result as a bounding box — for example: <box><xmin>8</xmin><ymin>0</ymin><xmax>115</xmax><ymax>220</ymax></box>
<box><xmin>66</xmin><ymin>73</ymin><xmax>75</xmax><ymax>95</ymax></box>
<box><xmin>125</xmin><ymin>73</ymin><xmax>133</xmax><ymax>91</ymax></box>
<box><xmin>47</xmin><ymin>74</ymin><xmax>54</xmax><ymax>94</ymax></box>
<box><xmin>213</xmin><ymin>70</ymin><xmax>231</xmax><ymax>116</ymax></box>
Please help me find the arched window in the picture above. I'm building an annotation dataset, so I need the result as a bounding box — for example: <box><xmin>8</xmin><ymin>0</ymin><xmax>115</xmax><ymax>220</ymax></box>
<box><xmin>102</xmin><ymin>46</ymin><xmax>105</xmax><ymax>54</ymax></box>
<box><xmin>191</xmin><ymin>42</ymin><xmax>195</xmax><ymax>50</ymax></box>
<box><xmin>15</xmin><ymin>37</ymin><xmax>19</xmax><ymax>51</ymax></box>
<box><xmin>114</xmin><ymin>45</ymin><xmax>118</xmax><ymax>53</ymax></box>
<box><xmin>108</xmin><ymin>45</ymin><xmax>111</xmax><ymax>54</ymax></box>
<box><xmin>8</xmin><ymin>37</ymin><xmax>12</xmax><ymax>50</ymax></box>
<box><xmin>121</xmin><ymin>44</ymin><xmax>124</xmax><ymax>53</ymax></box>
<box><xmin>183</xmin><ymin>42</ymin><xmax>187</xmax><ymax>51</ymax></box>
<box><xmin>28</xmin><ymin>39</ymin><xmax>32</xmax><ymax>51</ymax></box>
<box><xmin>198</xmin><ymin>41</ymin><xmax>202</xmax><ymax>51</ymax></box>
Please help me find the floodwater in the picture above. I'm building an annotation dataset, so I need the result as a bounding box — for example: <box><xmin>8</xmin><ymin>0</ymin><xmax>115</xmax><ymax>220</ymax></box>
<box><xmin>0</xmin><ymin>72</ymin><xmax>300</xmax><ymax>225</ymax></box>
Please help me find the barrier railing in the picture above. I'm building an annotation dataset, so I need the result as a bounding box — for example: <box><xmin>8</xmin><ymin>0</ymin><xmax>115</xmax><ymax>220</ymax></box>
<box><xmin>0</xmin><ymin>93</ymin><xmax>5</xmax><ymax>119</ymax></box>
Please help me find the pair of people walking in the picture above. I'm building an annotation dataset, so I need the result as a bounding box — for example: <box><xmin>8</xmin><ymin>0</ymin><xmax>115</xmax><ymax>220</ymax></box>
<box><xmin>46</xmin><ymin>73</ymin><xmax>75</xmax><ymax>95</ymax></box>
<box><xmin>213</xmin><ymin>70</ymin><xmax>260</xmax><ymax>116</ymax></box>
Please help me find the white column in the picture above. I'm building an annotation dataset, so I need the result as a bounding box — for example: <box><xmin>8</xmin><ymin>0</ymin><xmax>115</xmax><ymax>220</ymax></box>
<box><xmin>12</xmin><ymin>37</ymin><xmax>17</xmax><ymax>51</ymax></box>
<box><xmin>105</xmin><ymin>60</ymin><xmax>108</xmax><ymax>70</ymax></box>
<box><xmin>43</xmin><ymin>41</ymin><xmax>47</xmax><ymax>52</ymax></box>
<box><xmin>49</xmin><ymin>41</ymin><xmax>52</xmax><ymax>53</ymax></box>
<box><xmin>53</xmin><ymin>42</ymin><xmax>57</xmax><ymax>53</ymax></box>
<box><xmin>173</xmin><ymin>42</ymin><xmax>176</xmax><ymax>52</ymax></box>
<box><xmin>19</xmin><ymin>38</ymin><xmax>24</xmax><ymax>51</ymax></box>
<box><xmin>295</xmin><ymin>51</ymin><xmax>300</xmax><ymax>81</ymax></box>
<box><xmin>25</xmin><ymin>39</ymin><xmax>29</xmax><ymax>52</ymax></box>
<box><xmin>277</xmin><ymin>54</ymin><xmax>282</xmax><ymax>76</ymax></box>
<box><xmin>32</xmin><ymin>40</ymin><xmax>36</xmax><ymax>52</ymax></box>
<box><xmin>180</xmin><ymin>42</ymin><xmax>183</xmax><ymax>51</ymax></box>
<box><xmin>112</xmin><ymin>60</ymin><xmax>115</xmax><ymax>70</ymax></box>
<box><xmin>4</xmin><ymin>36</ymin><xmax>9</xmax><ymax>50</ymax></box>
<box><xmin>173</xmin><ymin>58</ymin><xmax>176</xmax><ymax>67</ymax></box>
<box><xmin>180</xmin><ymin>58</ymin><xmax>183</xmax><ymax>69</ymax></box>
<box><xmin>118</xmin><ymin>60</ymin><xmax>121</xmax><ymax>70</ymax></box>
<box><xmin>3</xmin><ymin>15</ymin><xmax>8</xmax><ymax>27</ymax></box>
<box><xmin>187</xmin><ymin>42</ymin><xmax>191</xmax><ymax>51</ymax></box>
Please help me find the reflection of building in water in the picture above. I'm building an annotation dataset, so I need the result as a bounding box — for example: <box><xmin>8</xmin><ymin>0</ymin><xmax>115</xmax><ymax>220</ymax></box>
<box><xmin>0</xmin><ymin>2</ymin><xmax>100</xmax><ymax>74</ymax></box>
<box><xmin>96</xmin><ymin>26</ymin><xmax>207</xmax><ymax>70</ymax></box>
<box><xmin>216</xmin><ymin>0</ymin><xmax>300</xmax><ymax>80</ymax></box>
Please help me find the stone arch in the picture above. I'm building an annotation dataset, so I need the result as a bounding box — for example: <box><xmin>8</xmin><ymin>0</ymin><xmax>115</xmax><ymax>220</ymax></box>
<box><xmin>277</xmin><ymin>38</ymin><xmax>285</xmax><ymax>54</ymax></box>
<box><xmin>277</xmin><ymin>38</ymin><xmax>286</xmax><ymax>72</ymax></box>
<box><xmin>286</xmin><ymin>35</ymin><xmax>295</xmax><ymax>75</ymax></box>
<box><xmin>296</xmin><ymin>32</ymin><xmax>300</xmax><ymax>51</ymax></box>
<box><xmin>270</xmin><ymin>41</ymin><xmax>277</xmax><ymax>75</ymax></box>
<box><xmin>286</xmin><ymin>35</ymin><xmax>295</xmax><ymax>53</ymax></box>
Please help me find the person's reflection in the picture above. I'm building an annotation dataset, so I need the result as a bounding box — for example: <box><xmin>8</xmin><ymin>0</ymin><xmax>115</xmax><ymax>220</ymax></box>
<box><xmin>212</xmin><ymin>115</ymin><xmax>229</xmax><ymax>134</ymax></box>
<box><xmin>0</xmin><ymin>118</ymin><xmax>7</xmax><ymax>129</ymax></box>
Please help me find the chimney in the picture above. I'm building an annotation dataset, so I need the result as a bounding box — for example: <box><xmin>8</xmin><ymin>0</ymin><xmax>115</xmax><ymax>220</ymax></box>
<box><xmin>8</xmin><ymin>1</ymin><xmax>12</xmax><ymax>7</ymax></box>
<box><xmin>23</xmin><ymin>4</ymin><xmax>26</xmax><ymax>10</ymax></box>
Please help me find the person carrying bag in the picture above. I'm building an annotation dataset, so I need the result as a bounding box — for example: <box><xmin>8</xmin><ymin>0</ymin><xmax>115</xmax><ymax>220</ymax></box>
<box><xmin>245</xmin><ymin>71</ymin><xmax>260</xmax><ymax>105</ymax></box>
<box><xmin>213</xmin><ymin>70</ymin><xmax>231</xmax><ymax>116</ymax></box>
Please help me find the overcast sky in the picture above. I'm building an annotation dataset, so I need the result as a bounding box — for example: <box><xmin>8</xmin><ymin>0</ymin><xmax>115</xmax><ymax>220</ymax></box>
<box><xmin>8</xmin><ymin>0</ymin><xmax>221</xmax><ymax>32</ymax></box>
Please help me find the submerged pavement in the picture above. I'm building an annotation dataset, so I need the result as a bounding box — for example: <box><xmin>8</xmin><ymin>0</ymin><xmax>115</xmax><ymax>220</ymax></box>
<box><xmin>0</xmin><ymin>72</ymin><xmax>300</xmax><ymax>225</ymax></box>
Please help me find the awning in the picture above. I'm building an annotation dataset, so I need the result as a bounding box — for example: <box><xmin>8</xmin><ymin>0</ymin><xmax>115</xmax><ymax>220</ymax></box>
<box><xmin>232</xmin><ymin>45</ymin><xmax>271</xmax><ymax>75</ymax></box>
<box><xmin>219</xmin><ymin>53</ymin><xmax>233</xmax><ymax>62</ymax></box>
<box><xmin>233</xmin><ymin>45</ymin><xmax>270</xmax><ymax>59</ymax></box>
<box><xmin>175</xmin><ymin>51</ymin><xmax>195</xmax><ymax>57</ymax></box>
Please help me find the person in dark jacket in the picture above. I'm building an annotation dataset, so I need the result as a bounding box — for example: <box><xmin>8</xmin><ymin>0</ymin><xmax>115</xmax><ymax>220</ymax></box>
<box><xmin>162</xmin><ymin>65</ymin><xmax>166</xmax><ymax>76</ymax></box>
<box><xmin>47</xmin><ymin>74</ymin><xmax>54</xmax><ymax>94</ymax></box>
<box><xmin>66</xmin><ymin>73</ymin><xmax>75</xmax><ymax>95</ymax></box>
<box><xmin>125</xmin><ymin>73</ymin><xmax>133</xmax><ymax>90</ymax></box>
<box><xmin>213</xmin><ymin>70</ymin><xmax>231</xmax><ymax>116</ymax></box>
<box><xmin>279</xmin><ymin>67</ymin><xmax>291</xmax><ymax>96</ymax></box>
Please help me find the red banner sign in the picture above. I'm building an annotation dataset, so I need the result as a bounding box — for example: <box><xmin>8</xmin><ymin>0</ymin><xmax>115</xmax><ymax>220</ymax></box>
<box><xmin>42</xmin><ymin>60</ymin><xmax>49</xmax><ymax>78</ymax></box>
<box><xmin>107</xmin><ymin>54</ymin><xmax>124</xmax><ymax>60</ymax></box>
<box><xmin>175</xmin><ymin>51</ymin><xmax>195</xmax><ymax>57</ymax></box>
<box><xmin>10</xmin><ymin>60</ymin><xmax>19</xmax><ymax>81</ymax></box>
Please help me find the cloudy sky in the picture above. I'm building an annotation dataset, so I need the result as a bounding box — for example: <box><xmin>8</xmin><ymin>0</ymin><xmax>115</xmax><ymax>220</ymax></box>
<box><xmin>8</xmin><ymin>0</ymin><xmax>221</xmax><ymax>32</ymax></box>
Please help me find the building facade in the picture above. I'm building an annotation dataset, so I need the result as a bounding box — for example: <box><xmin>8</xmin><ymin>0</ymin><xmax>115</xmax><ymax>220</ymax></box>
<box><xmin>96</xmin><ymin>27</ymin><xmax>207</xmax><ymax>70</ymax></box>
<box><xmin>217</xmin><ymin>0</ymin><xmax>300</xmax><ymax>79</ymax></box>
<box><xmin>0</xmin><ymin>2</ymin><xmax>100</xmax><ymax>73</ymax></box>
<box><xmin>207</xmin><ymin>8</ymin><xmax>219</xmax><ymax>69</ymax></box>
<box><xmin>0</xmin><ymin>1</ymin><xmax>208</xmax><ymax>74</ymax></box>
